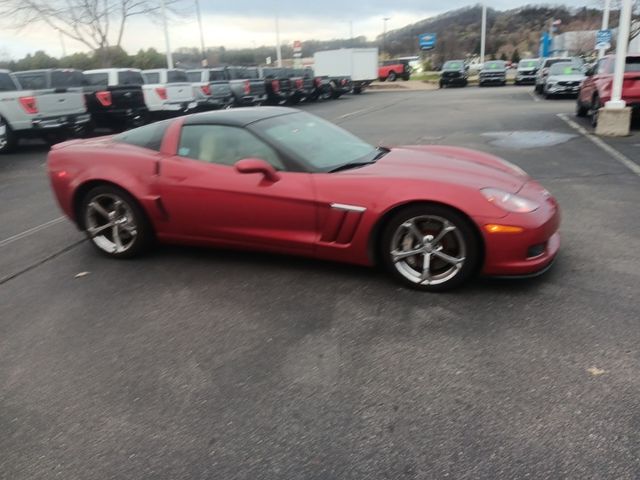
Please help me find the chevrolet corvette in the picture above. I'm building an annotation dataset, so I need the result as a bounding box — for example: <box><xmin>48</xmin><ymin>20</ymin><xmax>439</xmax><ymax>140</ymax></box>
<box><xmin>47</xmin><ymin>107</ymin><xmax>560</xmax><ymax>291</ymax></box>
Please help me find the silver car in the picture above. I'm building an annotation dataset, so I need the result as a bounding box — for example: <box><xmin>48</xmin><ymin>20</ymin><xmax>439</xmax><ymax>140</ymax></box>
<box><xmin>543</xmin><ymin>63</ymin><xmax>586</xmax><ymax>99</ymax></box>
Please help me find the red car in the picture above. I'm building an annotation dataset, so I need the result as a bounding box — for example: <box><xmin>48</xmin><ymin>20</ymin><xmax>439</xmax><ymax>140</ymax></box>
<box><xmin>577</xmin><ymin>54</ymin><xmax>640</xmax><ymax>126</ymax></box>
<box><xmin>47</xmin><ymin>108</ymin><xmax>560</xmax><ymax>291</ymax></box>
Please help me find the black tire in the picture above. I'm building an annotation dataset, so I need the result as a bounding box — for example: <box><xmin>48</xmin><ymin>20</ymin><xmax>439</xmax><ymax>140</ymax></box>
<box><xmin>590</xmin><ymin>95</ymin><xmax>601</xmax><ymax>128</ymax></box>
<box><xmin>0</xmin><ymin>116</ymin><xmax>17</xmax><ymax>154</ymax></box>
<box><xmin>439</xmin><ymin>80</ymin><xmax>444</xmax><ymax>89</ymax></box>
<box><xmin>479</xmin><ymin>82</ymin><xmax>485</xmax><ymax>87</ymax></box>
<box><xmin>387</xmin><ymin>71</ymin><xmax>397</xmax><ymax>82</ymax></box>
<box><xmin>462</xmin><ymin>80</ymin><xmax>468</xmax><ymax>87</ymax></box>
<box><xmin>80</xmin><ymin>184</ymin><xmax>153</xmax><ymax>259</ymax></box>
<box><xmin>380</xmin><ymin>204</ymin><xmax>480</xmax><ymax>292</ymax></box>
<box><xmin>402</xmin><ymin>75</ymin><xmax>410</xmax><ymax>81</ymax></box>
<box><xmin>353</xmin><ymin>86</ymin><xmax>362</xmax><ymax>94</ymax></box>
<box><xmin>576</xmin><ymin>98</ymin><xmax>588</xmax><ymax>117</ymax></box>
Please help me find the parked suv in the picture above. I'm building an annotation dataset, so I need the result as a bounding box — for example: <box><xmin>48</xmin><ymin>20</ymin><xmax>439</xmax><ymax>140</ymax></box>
<box><xmin>515</xmin><ymin>58</ymin><xmax>539</xmax><ymax>85</ymax></box>
<box><xmin>379</xmin><ymin>60</ymin><xmax>411</xmax><ymax>82</ymax></box>
<box><xmin>543</xmin><ymin>62</ymin><xmax>585</xmax><ymax>99</ymax></box>
<box><xmin>479</xmin><ymin>60</ymin><xmax>507</xmax><ymax>86</ymax></box>
<box><xmin>577</xmin><ymin>54</ymin><xmax>640</xmax><ymax>127</ymax></box>
<box><xmin>82</xmin><ymin>68</ymin><xmax>148</xmax><ymax>131</ymax></box>
<box><xmin>534</xmin><ymin>57</ymin><xmax>582</xmax><ymax>93</ymax></box>
<box><xmin>1</xmin><ymin>69</ymin><xmax>90</xmax><ymax>153</ymax></box>
<box><xmin>439</xmin><ymin>60</ymin><xmax>468</xmax><ymax>88</ymax></box>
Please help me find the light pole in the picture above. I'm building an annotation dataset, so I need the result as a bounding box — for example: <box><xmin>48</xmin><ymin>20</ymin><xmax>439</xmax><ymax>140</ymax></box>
<box><xmin>161</xmin><ymin>0</ymin><xmax>173</xmax><ymax>69</ymax></box>
<box><xmin>195</xmin><ymin>0</ymin><xmax>207</xmax><ymax>66</ymax></box>
<box><xmin>480</xmin><ymin>5</ymin><xmax>487</xmax><ymax>64</ymax></box>
<box><xmin>598</xmin><ymin>0</ymin><xmax>611</xmax><ymax>59</ymax></box>
<box><xmin>275</xmin><ymin>10</ymin><xmax>282</xmax><ymax>67</ymax></box>
<box><xmin>382</xmin><ymin>17</ymin><xmax>391</xmax><ymax>58</ymax></box>
<box><xmin>606</xmin><ymin>0</ymin><xmax>633</xmax><ymax>109</ymax></box>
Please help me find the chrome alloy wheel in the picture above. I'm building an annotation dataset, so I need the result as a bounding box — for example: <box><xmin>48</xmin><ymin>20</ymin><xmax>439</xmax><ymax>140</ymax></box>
<box><xmin>390</xmin><ymin>215</ymin><xmax>466</xmax><ymax>286</ymax></box>
<box><xmin>85</xmin><ymin>193</ymin><xmax>138</xmax><ymax>254</ymax></box>
<box><xmin>0</xmin><ymin>117</ymin><xmax>7</xmax><ymax>151</ymax></box>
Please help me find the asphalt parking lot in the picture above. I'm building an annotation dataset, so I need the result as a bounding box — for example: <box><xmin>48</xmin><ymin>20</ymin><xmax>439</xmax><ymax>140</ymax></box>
<box><xmin>2</xmin><ymin>86</ymin><xmax>640</xmax><ymax>479</ymax></box>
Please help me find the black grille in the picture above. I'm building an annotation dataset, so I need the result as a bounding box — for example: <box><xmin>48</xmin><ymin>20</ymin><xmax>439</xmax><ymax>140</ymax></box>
<box><xmin>558</xmin><ymin>81</ymin><xmax>579</xmax><ymax>87</ymax></box>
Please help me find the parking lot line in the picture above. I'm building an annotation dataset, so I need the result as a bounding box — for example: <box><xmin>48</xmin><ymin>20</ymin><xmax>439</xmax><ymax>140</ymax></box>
<box><xmin>0</xmin><ymin>217</ymin><xmax>66</xmax><ymax>248</ymax></box>
<box><xmin>557</xmin><ymin>113</ymin><xmax>640</xmax><ymax>177</ymax></box>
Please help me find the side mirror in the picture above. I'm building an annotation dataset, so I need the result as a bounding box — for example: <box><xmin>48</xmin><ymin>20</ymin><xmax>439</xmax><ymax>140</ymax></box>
<box><xmin>234</xmin><ymin>158</ymin><xmax>280</xmax><ymax>182</ymax></box>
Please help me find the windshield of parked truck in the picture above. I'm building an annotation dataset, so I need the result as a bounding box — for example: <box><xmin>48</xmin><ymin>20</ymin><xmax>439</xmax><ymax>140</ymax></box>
<box><xmin>443</xmin><ymin>61</ymin><xmax>463</xmax><ymax>70</ymax></box>
<box><xmin>549</xmin><ymin>63</ymin><xmax>583</xmax><ymax>75</ymax></box>
<box><xmin>186</xmin><ymin>71</ymin><xmax>202</xmax><ymax>82</ymax></box>
<box><xmin>519</xmin><ymin>60</ymin><xmax>537</xmax><ymax>69</ymax></box>
<box><xmin>209</xmin><ymin>70</ymin><xmax>226</xmax><ymax>81</ymax></box>
<box><xmin>167</xmin><ymin>70</ymin><xmax>188</xmax><ymax>83</ymax></box>
<box><xmin>118</xmin><ymin>70</ymin><xmax>144</xmax><ymax>85</ymax></box>
<box><xmin>484</xmin><ymin>61</ymin><xmax>506</xmax><ymax>70</ymax></box>
<box><xmin>626</xmin><ymin>57</ymin><xmax>640</xmax><ymax>72</ymax></box>
<box><xmin>51</xmin><ymin>70</ymin><xmax>83</xmax><ymax>88</ymax></box>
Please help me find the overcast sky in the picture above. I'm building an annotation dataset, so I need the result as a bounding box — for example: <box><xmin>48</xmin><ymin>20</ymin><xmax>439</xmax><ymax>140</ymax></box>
<box><xmin>0</xmin><ymin>0</ymin><xmax>595</xmax><ymax>60</ymax></box>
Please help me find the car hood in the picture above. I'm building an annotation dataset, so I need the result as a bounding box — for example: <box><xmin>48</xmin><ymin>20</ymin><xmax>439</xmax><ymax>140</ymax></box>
<box><xmin>340</xmin><ymin>146</ymin><xmax>528</xmax><ymax>193</ymax></box>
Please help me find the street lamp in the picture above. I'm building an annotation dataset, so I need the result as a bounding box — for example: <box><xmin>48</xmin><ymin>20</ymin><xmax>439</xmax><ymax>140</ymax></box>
<box><xmin>195</xmin><ymin>0</ymin><xmax>207</xmax><ymax>67</ymax></box>
<box><xmin>382</xmin><ymin>17</ymin><xmax>391</xmax><ymax>57</ymax></box>
<box><xmin>480</xmin><ymin>5</ymin><xmax>487</xmax><ymax>64</ymax></box>
<box><xmin>275</xmin><ymin>10</ymin><xmax>282</xmax><ymax>67</ymax></box>
<box><xmin>161</xmin><ymin>0</ymin><xmax>173</xmax><ymax>69</ymax></box>
<box><xmin>598</xmin><ymin>0</ymin><xmax>612</xmax><ymax>59</ymax></box>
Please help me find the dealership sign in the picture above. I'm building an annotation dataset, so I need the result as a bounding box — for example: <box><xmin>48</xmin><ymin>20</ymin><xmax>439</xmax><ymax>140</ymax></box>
<box><xmin>595</xmin><ymin>29</ymin><xmax>612</xmax><ymax>50</ymax></box>
<box><xmin>419</xmin><ymin>33</ymin><xmax>437</xmax><ymax>50</ymax></box>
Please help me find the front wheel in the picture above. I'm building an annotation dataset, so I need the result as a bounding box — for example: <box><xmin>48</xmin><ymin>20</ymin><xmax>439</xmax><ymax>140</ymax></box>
<box><xmin>380</xmin><ymin>205</ymin><xmax>479</xmax><ymax>291</ymax></box>
<box><xmin>81</xmin><ymin>185</ymin><xmax>153</xmax><ymax>259</ymax></box>
<box><xmin>387</xmin><ymin>71</ymin><xmax>397</xmax><ymax>82</ymax></box>
<box><xmin>590</xmin><ymin>95</ymin><xmax>601</xmax><ymax>128</ymax></box>
<box><xmin>576</xmin><ymin>98</ymin><xmax>588</xmax><ymax>117</ymax></box>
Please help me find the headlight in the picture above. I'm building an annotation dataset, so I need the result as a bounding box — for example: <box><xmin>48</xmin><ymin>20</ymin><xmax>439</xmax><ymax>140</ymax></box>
<box><xmin>481</xmin><ymin>188</ymin><xmax>540</xmax><ymax>213</ymax></box>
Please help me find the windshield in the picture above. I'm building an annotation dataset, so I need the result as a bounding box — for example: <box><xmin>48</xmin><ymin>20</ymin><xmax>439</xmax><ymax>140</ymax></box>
<box><xmin>484</xmin><ymin>61</ymin><xmax>505</xmax><ymax>70</ymax></box>
<box><xmin>253</xmin><ymin>112</ymin><xmax>378</xmax><ymax>172</ymax></box>
<box><xmin>443</xmin><ymin>61</ymin><xmax>463</xmax><ymax>70</ymax></box>
<box><xmin>167</xmin><ymin>70</ymin><xmax>188</xmax><ymax>83</ymax></box>
<box><xmin>519</xmin><ymin>60</ymin><xmax>537</xmax><ymax>69</ymax></box>
<box><xmin>118</xmin><ymin>70</ymin><xmax>144</xmax><ymax>85</ymax></box>
<box><xmin>186</xmin><ymin>71</ymin><xmax>202</xmax><ymax>82</ymax></box>
<box><xmin>626</xmin><ymin>57</ymin><xmax>640</xmax><ymax>72</ymax></box>
<box><xmin>549</xmin><ymin>63</ymin><xmax>583</xmax><ymax>75</ymax></box>
<box><xmin>51</xmin><ymin>70</ymin><xmax>83</xmax><ymax>88</ymax></box>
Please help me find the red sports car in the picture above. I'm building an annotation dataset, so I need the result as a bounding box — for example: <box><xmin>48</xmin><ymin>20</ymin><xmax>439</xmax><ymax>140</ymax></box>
<box><xmin>47</xmin><ymin>107</ymin><xmax>560</xmax><ymax>291</ymax></box>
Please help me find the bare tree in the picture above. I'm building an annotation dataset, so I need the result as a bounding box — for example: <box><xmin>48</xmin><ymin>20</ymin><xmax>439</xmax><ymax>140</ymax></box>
<box><xmin>0</xmin><ymin>0</ymin><xmax>181</xmax><ymax>65</ymax></box>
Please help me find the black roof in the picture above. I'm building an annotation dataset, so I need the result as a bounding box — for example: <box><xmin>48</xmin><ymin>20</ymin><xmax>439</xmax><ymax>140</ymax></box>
<box><xmin>183</xmin><ymin>107</ymin><xmax>299</xmax><ymax>127</ymax></box>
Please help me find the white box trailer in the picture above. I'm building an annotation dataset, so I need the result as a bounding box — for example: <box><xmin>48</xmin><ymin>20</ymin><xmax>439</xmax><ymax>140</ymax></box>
<box><xmin>313</xmin><ymin>48</ymin><xmax>379</xmax><ymax>93</ymax></box>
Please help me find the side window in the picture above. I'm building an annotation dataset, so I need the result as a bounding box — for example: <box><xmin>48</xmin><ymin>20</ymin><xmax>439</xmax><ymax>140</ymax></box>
<box><xmin>15</xmin><ymin>73</ymin><xmax>47</xmax><ymax>90</ymax></box>
<box><xmin>0</xmin><ymin>73</ymin><xmax>17</xmax><ymax>91</ymax></box>
<box><xmin>84</xmin><ymin>73</ymin><xmax>109</xmax><ymax>88</ymax></box>
<box><xmin>114</xmin><ymin>120</ymin><xmax>170</xmax><ymax>151</ymax></box>
<box><xmin>178</xmin><ymin>125</ymin><xmax>285</xmax><ymax>170</ymax></box>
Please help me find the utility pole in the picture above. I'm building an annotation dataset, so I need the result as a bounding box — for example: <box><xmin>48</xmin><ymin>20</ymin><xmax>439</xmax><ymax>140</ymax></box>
<box><xmin>382</xmin><ymin>17</ymin><xmax>391</xmax><ymax>58</ymax></box>
<box><xmin>161</xmin><ymin>0</ymin><xmax>173</xmax><ymax>69</ymax></box>
<box><xmin>480</xmin><ymin>5</ymin><xmax>487</xmax><ymax>63</ymax></box>
<box><xmin>606</xmin><ymin>0</ymin><xmax>633</xmax><ymax>109</ymax></box>
<box><xmin>598</xmin><ymin>0</ymin><xmax>611</xmax><ymax>59</ymax></box>
<box><xmin>59</xmin><ymin>31</ymin><xmax>67</xmax><ymax>57</ymax></box>
<box><xmin>275</xmin><ymin>10</ymin><xmax>282</xmax><ymax>67</ymax></box>
<box><xmin>350</xmin><ymin>21</ymin><xmax>353</xmax><ymax>40</ymax></box>
<box><xmin>195</xmin><ymin>0</ymin><xmax>207</xmax><ymax>66</ymax></box>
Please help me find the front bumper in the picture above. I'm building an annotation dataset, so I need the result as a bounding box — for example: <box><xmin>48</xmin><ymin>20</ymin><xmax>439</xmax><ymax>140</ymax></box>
<box><xmin>441</xmin><ymin>76</ymin><xmax>467</xmax><ymax>85</ymax></box>
<box><xmin>238</xmin><ymin>94</ymin><xmax>268</xmax><ymax>106</ymax></box>
<box><xmin>516</xmin><ymin>73</ymin><xmax>536</xmax><ymax>84</ymax></box>
<box><xmin>546</xmin><ymin>84</ymin><xmax>581</xmax><ymax>95</ymax></box>
<box><xmin>31</xmin><ymin>113</ymin><xmax>91</xmax><ymax>130</ymax></box>
<box><xmin>479</xmin><ymin>76</ymin><xmax>506</xmax><ymax>84</ymax></box>
<box><xmin>198</xmin><ymin>95</ymin><xmax>233</xmax><ymax>109</ymax></box>
<box><xmin>479</xmin><ymin>181</ymin><xmax>561</xmax><ymax>276</ymax></box>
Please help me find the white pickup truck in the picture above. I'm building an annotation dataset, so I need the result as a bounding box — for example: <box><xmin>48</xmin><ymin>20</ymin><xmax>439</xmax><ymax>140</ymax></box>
<box><xmin>0</xmin><ymin>69</ymin><xmax>90</xmax><ymax>154</ymax></box>
<box><xmin>141</xmin><ymin>69</ymin><xmax>198</xmax><ymax>117</ymax></box>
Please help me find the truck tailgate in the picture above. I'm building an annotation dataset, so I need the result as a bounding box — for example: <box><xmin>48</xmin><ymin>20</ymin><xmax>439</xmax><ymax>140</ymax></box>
<box><xmin>36</xmin><ymin>90</ymin><xmax>85</xmax><ymax>115</ymax></box>
<box><xmin>251</xmin><ymin>80</ymin><xmax>266</xmax><ymax>96</ymax></box>
<box><xmin>211</xmin><ymin>81</ymin><xmax>232</xmax><ymax>99</ymax></box>
<box><xmin>109</xmin><ymin>86</ymin><xmax>145</xmax><ymax>108</ymax></box>
<box><xmin>166</xmin><ymin>83</ymin><xmax>195</xmax><ymax>103</ymax></box>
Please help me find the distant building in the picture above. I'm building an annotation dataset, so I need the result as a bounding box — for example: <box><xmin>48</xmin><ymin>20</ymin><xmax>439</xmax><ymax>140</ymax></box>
<box><xmin>551</xmin><ymin>30</ymin><xmax>597</xmax><ymax>56</ymax></box>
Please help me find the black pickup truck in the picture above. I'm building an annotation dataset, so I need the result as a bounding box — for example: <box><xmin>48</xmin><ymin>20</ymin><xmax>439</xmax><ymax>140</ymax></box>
<box><xmin>221</xmin><ymin>67</ymin><xmax>268</xmax><ymax>107</ymax></box>
<box><xmin>81</xmin><ymin>68</ymin><xmax>148</xmax><ymax>130</ymax></box>
<box><xmin>250</xmin><ymin>67</ymin><xmax>293</xmax><ymax>105</ymax></box>
<box><xmin>286</xmin><ymin>68</ymin><xmax>315</xmax><ymax>104</ymax></box>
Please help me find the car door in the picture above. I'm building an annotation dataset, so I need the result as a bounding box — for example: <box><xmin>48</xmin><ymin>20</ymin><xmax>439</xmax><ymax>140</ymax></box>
<box><xmin>156</xmin><ymin>123</ymin><xmax>318</xmax><ymax>255</ymax></box>
<box><xmin>583</xmin><ymin>58</ymin><xmax>608</xmax><ymax>106</ymax></box>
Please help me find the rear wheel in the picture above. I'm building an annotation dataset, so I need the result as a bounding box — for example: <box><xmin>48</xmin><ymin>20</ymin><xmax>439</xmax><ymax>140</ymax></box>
<box><xmin>380</xmin><ymin>204</ymin><xmax>479</xmax><ymax>292</ymax></box>
<box><xmin>81</xmin><ymin>185</ymin><xmax>153</xmax><ymax>259</ymax></box>
<box><xmin>387</xmin><ymin>71</ymin><xmax>397</xmax><ymax>82</ymax></box>
<box><xmin>0</xmin><ymin>116</ymin><xmax>17</xmax><ymax>154</ymax></box>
